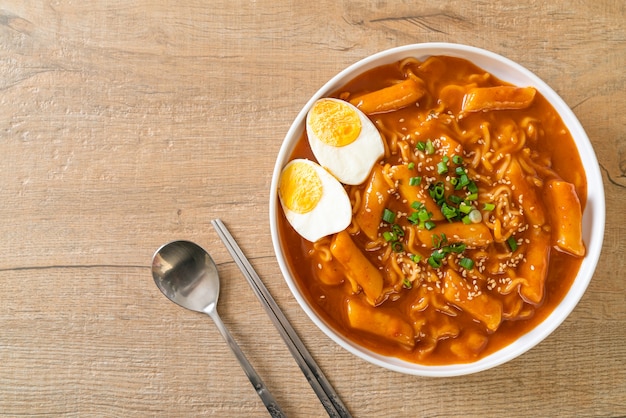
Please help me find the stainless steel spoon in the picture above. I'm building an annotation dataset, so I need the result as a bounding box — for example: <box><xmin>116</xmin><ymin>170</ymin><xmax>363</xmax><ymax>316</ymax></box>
<box><xmin>151</xmin><ymin>240</ymin><xmax>285</xmax><ymax>417</ymax></box>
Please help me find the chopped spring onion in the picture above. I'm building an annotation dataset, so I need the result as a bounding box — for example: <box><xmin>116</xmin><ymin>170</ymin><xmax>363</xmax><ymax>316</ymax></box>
<box><xmin>426</xmin><ymin>238</ymin><xmax>472</xmax><ymax>269</ymax></box>
<box><xmin>383</xmin><ymin>225</ymin><xmax>404</xmax><ymax>243</ymax></box>
<box><xmin>424</xmin><ymin>220</ymin><xmax>437</xmax><ymax>230</ymax></box>
<box><xmin>392</xmin><ymin>241</ymin><xmax>404</xmax><ymax>253</ymax></box>
<box><xmin>382</xmin><ymin>208</ymin><xmax>396</xmax><ymax>223</ymax></box>
<box><xmin>382</xmin><ymin>231</ymin><xmax>395</xmax><ymax>242</ymax></box>
<box><xmin>431</xmin><ymin>249</ymin><xmax>446</xmax><ymax>261</ymax></box>
<box><xmin>407</xmin><ymin>211</ymin><xmax>420</xmax><ymax>224</ymax></box>
<box><xmin>429</xmin><ymin>182</ymin><xmax>445</xmax><ymax>202</ymax></box>
<box><xmin>432</xmin><ymin>233</ymin><xmax>444</xmax><ymax>249</ymax></box>
<box><xmin>465</xmin><ymin>192</ymin><xmax>478</xmax><ymax>201</ymax></box>
<box><xmin>441</xmin><ymin>203</ymin><xmax>457</xmax><ymax>221</ymax></box>
<box><xmin>408</xmin><ymin>204</ymin><xmax>432</xmax><ymax>225</ymax></box>
<box><xmin>440</xmin><ymin>233</ymin><xmax>448</xmax><ymax>246</ymax></box>
<box><xmin>459</xmin><ymin>257</ymin><xmax>474</xmax><ymax>270</ymax></box>
<box><xmin>449</xmin><ymin>243</ymin><xmax>466</xmax><ymax>253</ymax></box>
<box><xmin>468</xmin><ymin>209</ymin><xmax>482</xmax><ymax>223</ymax></box>
<box><xmin>409</xmin><ymin>176</ymin><xmax>422</xmax><ymax>186</ymax></box>
<box><xmin>408</xmin><ymin>162</ymin><xmax>415</xmax><ymax>170</ymax></box>
<box><xmin>455</xmin><ymin>174</ymin><xmax>470</xmax><ymax>190</ymax></box>
<box><xmin>507</xmin><ymin>236</ymin><xmax>519</xmax><ymax>252</ymax></box>
<box><xmin>448</xmin><ymin>194</ymin><xmax>462</xmax><ymax>205</ymax></box>
<box><xmin>452</xmin><ymin>155</ymin><xmax>463</xmax><ymax>165</ymax></box>
<box><xmin>437</xmin><ymin>161</ymin><xmax>448</xmax><ymax>174</ymax></box>
<box><xmin>411</xmin><ymin>254</ymin><xmax>422</xmax><ymax>263</ymax></box>
<box><xmin>428</xmin><ymin>256</ymin><xmax>442</xmax><ymax>269</ymax></box>
<box><xmin>425</xmin><ymin>139</ymin><xmax>435</xmax><ymax>155</ymax></box>
<box><xmin>402</xmin><ymin>278</ymin><xmax>412</xmax><ymax>289</ymax></box>
<box><xmin>411</xmin><ymin>201</ymin><xmax>424</xmax><ymax>210</ymax></box>
<box><xmin>459</xmin><ymin>202</ymin><xmax>473</xmax><ymax>214</ymax></box>
<box><xmin>483</xmin><ymin>202</ymin><xmax>496</xmax><ymax>211</ymax></box>
<box><xmin>418</xmin><ymin>209</ymin><xmax>432</xmax><ymax>222</ymax></box>
<box><xmin>383</xmin><ymin>223</ymin><xmax>405</xmax><ymax>253</ymax></box>
<box><xmin>427</xmin><ymin>249</ymin><xmax>447</xmax><ymax>269</ymax></box>
<box><xmin>392</xmin><ymin>224</ymin><xmax>405</xmax><ymax>238</ymax></box>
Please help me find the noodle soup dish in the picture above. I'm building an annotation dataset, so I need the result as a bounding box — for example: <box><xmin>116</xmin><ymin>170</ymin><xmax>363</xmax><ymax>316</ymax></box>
<box><xmin>269</xmin><ymin>44</ymin><xmax>605</xmax><ymax>376</ymax></box>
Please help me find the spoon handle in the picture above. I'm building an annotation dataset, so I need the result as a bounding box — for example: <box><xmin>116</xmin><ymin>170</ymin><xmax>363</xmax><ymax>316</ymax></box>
<box><xmin>206</xmin><ymin>308</ymin><xmax>286</xmax><ymax>418</ymax></box>
<box><xmin>212</xmin><ymin>219</ymin><xmax>352</xmax><ymax>418</ymax></box>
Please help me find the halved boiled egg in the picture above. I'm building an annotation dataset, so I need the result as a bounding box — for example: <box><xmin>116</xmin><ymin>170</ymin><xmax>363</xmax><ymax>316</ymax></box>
<box><xmin>306</xmin><ymin>98</ymin><xmax>385</xmax><ymax>185</ymax></box>
<box><xmin>278</xmin><ymin>158</ymin><xmax>351</xmax><ymax>242</ymax></box>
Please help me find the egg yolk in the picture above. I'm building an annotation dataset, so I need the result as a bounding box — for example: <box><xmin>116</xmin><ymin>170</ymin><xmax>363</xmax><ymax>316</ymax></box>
<box><xmin>279</xmin><ymin>161</ymin><xmax>323</xmax><ymax>214</ymax></box>
<box><xmin>308</xmin><ymin>99</ymin><xmax>361</xmax><ymax>147</ymax></box>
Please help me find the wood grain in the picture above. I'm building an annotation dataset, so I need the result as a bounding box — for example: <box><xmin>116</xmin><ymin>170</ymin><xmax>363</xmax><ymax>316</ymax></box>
<box><xmin>1</xmin><ymin>1</ymin><xmax>624</xmax><ymax>416</ymax></box>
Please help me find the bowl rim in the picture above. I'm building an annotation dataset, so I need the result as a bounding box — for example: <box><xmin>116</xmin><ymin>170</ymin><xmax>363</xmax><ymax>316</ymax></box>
<box><xmin>269</xmin><ymin>42</ymin><xmax>606</xmax><ymax>377</ymax></box>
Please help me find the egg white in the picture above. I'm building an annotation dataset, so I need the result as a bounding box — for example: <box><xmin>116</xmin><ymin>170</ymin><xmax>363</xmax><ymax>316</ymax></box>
<box><xmin>306</xmin><ymin>98</ymin><xmax>384</xmax><ymax>185</ymax></box>
<box><xmin>278</xmin><ymin>159</ymin><xmax>352</xmax><ymax>242</ymax></box>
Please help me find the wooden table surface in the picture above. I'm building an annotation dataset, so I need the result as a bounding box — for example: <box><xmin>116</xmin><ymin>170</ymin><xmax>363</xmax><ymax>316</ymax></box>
<box><xmin>1</xmin><ymin>1</ymin><xmax>624</xmax><ymax>417</ymax></box>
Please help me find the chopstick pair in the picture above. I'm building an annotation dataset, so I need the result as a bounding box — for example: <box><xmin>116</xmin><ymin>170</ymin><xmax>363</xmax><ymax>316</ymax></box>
<box><xmin>211</xmin><ymin>219</ymin><xmax>352</xmax><ymax>418</ymax></box>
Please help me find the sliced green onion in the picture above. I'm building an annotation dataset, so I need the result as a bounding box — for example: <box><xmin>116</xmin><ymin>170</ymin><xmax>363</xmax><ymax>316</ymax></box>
<box><xmin>424</xmin><ymin>220</ymin><xmax>437</xmax><ymax>230</ymax></box>
<box><xmin>459</xmin><ymin>202</ymin><xmax>473</xmax><ymax>214</ymax></box>
<box><xmin>392</xmin><ymin>241</ymin><xmax>404</xmax><ymax>253</ymax></box>
<box><xmin>383</xmin><ymin>231</ymin><xmax>395</xmax><ymax>242</ymax></box>
<box><xmin>411</xmin><ymin>254</ymin><xmax>422</xmax><ymax>263</ymax></box>
<box><xmin>437</xmin><ymin>161</ymin><xmax>448</xmax><ymax>174</ymax></box>
<box><xmin>441</xmin><ymin>203</ymin><xmax>457</xmax><ymax>221</ymax></box>
<box><xmin>432</xmin><ymin>234</ymin><xmax>442</xmax><ymax>249</ymax></box>
<box><xmin>448</xmin><ymin>243</ymin><xmax>466</xmax><ymax>253</ymax></box>
<box><xmin>432</xmin><ymin>233</ymin><xmax>448</xmax><ymax>249</ymax></box>
<box><xmin>418</xmin><ymin>209</ymin><xmax>432</xmax><ymax>222</ymax></box>
<box><xmin>408</xmin><ymin>162</ymin><xmax>415</xmax><ymax>170</ymax></box>
<box><xmin>455</xmin><ymin>174</ymin><xmax>470</xmax><ymax>190</ymax></box>
<box><xmin>507</xmin><ymin>236</ymin><xmax>518</xmax><ymax>252</ymax></box>
<box><xmin>450</xmin><ymin>177</ymin><xmax>459</xmax><ymax>186</ymax></box>
<box><xmin>425</xmin><ymin>139</ymin><xmax>435</xmax><ymax>155</ymax></box>
<box><xmin>448</xmin><ymin>194</ymin><xmax>462</xmax><ymax>205</ymax></box>
<box><xmin>459</xmin><ymin>257</ymin><xmax>474</xmax><ymax>270</ymax></box>
<box><xmin>409</xmin><ymin>176</ymin><xmax>422</xmax><ymax>186</ymax></box>
<box><xmin>392</xmin><ymin>224</ymin><xmax>405</xmax><ymax>238</ymax></box>
<box><xmin>407</xmin><ymin>211</ymin><xmax>420</xmax><ymax>224</ymax></box>
<box><xmin>411</xmin><ymin>201</ymin><xmax>424</xmax><ymax>210</ymax></box>
<box><xmin>452</xmin><ymin>155</ymin><xmax>463</xmax><ymax>165</ymax></box>
<box><xmin>416</xmin><ymin>141</ymin><xmax>426</xmax><ymax>151</ymax></box>
<box><xmin>483</xmin><ymin>202</ymin><xmax>496</xmax><ymax>211</ymax></box>
<box><xmin>402</xmin><ymin>278</ymin><xmax>412</xmax><ymax>289</ymax></box>
<box><xmin>455</xmin><ymin>166</ymin><xmax>466</xmax><ymax>176</ymax></box>
<box><xmin>429</xmin><ymin>182</ymin><xmax>445</xmax><ymax>202</ymax></box>
<box><xmin>465</xmin><ymin>192</ymin><xmax>478</xmax><ymax>201</ymax></box>
<box><xmin>468</xmin><ymin>209</ymin><xmax>482</xmax><ymax>223</ymax></box>
<box><xmin>462</xmin><ymin>215</ymin><xmax>472</xmax><ymax>225</ymax></box>
<box><xmin>382</xmin><ymin>208</ymin><xmax>396</xmax><ymax>223</ymax></box>
<box><xmin>431</xmin><ymin>249</ymin><xmax>446</xmax><ymax>261</ymax></box>
<box><xmin>428</xmin><ymin>256</ymin><xmax>442</xmax><ymax>269</ymax></box>
<box><xmin>467</xmin><ymin>181</ymin><xmax>479</xmax><ymax>194</ymax></box>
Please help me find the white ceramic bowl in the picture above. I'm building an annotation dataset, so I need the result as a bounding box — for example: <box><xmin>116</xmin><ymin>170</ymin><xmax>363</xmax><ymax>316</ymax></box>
<box><xmin>269</xmin><ymin>43</ymin><xmax>605</xmax><ymax>377</ymax></box>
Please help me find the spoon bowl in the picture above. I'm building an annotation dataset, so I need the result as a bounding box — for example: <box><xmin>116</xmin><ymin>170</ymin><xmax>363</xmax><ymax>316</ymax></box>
<box><xmin>151</xmin><ymin>240</ymin><xmax>285</xmax><ymax>417</ymax></box>
<box><xmin>152</xmin><ymin>241</ymin><xmax>219</xmax><ymax>314</ymax></box>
